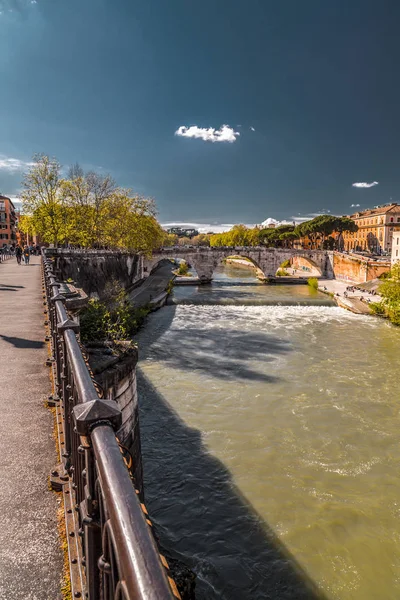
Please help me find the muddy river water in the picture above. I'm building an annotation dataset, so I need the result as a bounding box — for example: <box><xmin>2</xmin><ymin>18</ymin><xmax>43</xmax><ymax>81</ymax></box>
<box><xmin>135</xmin><ymin>265</ymin><xmax>400</xmax><ymax>600</ymax></box>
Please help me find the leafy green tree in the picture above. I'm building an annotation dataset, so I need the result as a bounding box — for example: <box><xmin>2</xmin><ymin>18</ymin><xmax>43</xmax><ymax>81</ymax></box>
<box><xmin>377</xmin><ymin>263</ymin><xmax>400</xmax><ymax>325</ymax></box>
<box><xmin>21</xmin><ymin>154</ymin><xmax>65</xmax><ymax>246</ymax></box>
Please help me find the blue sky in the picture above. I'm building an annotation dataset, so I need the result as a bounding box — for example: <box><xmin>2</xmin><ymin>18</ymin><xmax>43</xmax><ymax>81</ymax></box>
<box><xmin>1</xmin><ymin>0</ymin><xmax>399</xmax><ymax>224</ymax></box>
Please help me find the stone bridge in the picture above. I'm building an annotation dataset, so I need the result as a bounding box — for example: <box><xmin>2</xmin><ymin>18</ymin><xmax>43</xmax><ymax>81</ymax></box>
<box><xmin>145</xmin><ymin>247</ymin><xmax>334</xmax><ymax>282</ymax></box>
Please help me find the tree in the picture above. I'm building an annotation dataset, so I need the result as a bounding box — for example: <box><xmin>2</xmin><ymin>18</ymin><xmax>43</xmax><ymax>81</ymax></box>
<box><xmin>21</xmin><ymin>154</ymin><xmax>65</xmax><ymax>246</ymax></box>
<box><xmin>20</xmin><ymin>154</ymin><xmax>168</xmax><ymax>254</ymax></box>
<box><xmin>18</xmin><ymin>214</ymin><xmax>36</xmax><ymax>241</ymax></box>
<box><xmin>377</xmin><ymin>263</ymin><xmax>400</xmax><ymax>325</ymax></box>
<box><xmin>178</xmin><ymin>236</ymin><xmax>191</xmax><ymax>246</ymax></box>
<box><xmin>191</xmin><ymin>234</ymin><xmax>211</xmax><ymax>246</ymax></box>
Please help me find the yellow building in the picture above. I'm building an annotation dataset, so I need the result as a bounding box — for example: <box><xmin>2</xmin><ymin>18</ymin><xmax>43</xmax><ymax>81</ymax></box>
<box><xmin>342</xmin><ymin>203</ymin><xmax>400</xmax><ymax>254</ymax></box>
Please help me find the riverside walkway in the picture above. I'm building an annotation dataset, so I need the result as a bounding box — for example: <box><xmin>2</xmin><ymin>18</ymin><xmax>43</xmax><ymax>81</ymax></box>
<box><xmin>0</xmin><ymin>256</ymin><xmax>62</xmax><ymax>599</ymax></box>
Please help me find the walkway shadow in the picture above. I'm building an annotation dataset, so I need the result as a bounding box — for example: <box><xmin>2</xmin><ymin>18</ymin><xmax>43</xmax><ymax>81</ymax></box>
<box><xmin>0</xmin><ymin>288</ymin><xmax>17</xmax><ymax>292</ymax></box>
<box><xmin>0</xmin><ymin>335</ymin><xmax>45</xmax><ymax>349</ymax></box>
<box><xmin>137</xmin><ymin>371</ymin><xmax>328</xmax><ymax>600</ymax></box>
<box><xmin>0</xmin><ymin>283</ymin><xmax>24</xmax><ymax>289</ymax></box>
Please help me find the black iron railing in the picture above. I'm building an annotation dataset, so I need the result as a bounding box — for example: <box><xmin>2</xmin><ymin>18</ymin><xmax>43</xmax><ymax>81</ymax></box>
<box><xmin>42</xmin><ymin>251</ymin><xmax>176</xmax><ymax>600</ymax></box>
<box><xmin>0</xmin><ymin>248</ymin><xmax>12</xmax><ymax>262</ymax></box>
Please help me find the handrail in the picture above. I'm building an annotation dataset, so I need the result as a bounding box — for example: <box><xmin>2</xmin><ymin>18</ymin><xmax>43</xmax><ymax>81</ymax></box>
<box><xmin>42</xmin><ymin>250</ymin><xmax>175</xmax><ymax>600</ymax></box>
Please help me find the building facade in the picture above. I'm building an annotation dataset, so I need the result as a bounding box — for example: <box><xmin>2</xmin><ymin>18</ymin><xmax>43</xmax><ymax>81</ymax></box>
<box><xmin>391</xmin><ymin>231</ymin><xmax>400</xmax><ymax>265</ymax></box>
<box><xmin>0</xmin><ymin>195</ymin><xmax>17</xmax><ymax>248</ymax></box>
<box><xmin>342</xmin><ymin>203</ymin><xmax>400</xmax><ymax>254</ymax></box>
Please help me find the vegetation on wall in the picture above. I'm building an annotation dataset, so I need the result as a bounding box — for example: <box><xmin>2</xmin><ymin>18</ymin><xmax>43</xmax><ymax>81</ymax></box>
<box><xmin>79</xmin><ymin>280</ymin><xmax>150</xmax><ymax>343</ymax></box>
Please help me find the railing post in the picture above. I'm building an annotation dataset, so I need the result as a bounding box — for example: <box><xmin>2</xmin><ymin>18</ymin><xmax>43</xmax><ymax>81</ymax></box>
<box><xmin>57</xmin><ymin>318</ymin><xmax>80</xmax><ymax>471</ymax></box>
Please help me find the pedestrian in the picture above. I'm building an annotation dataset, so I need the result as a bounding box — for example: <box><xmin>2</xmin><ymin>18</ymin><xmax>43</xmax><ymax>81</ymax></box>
<box><xmin>15</xmin><ymin>245</ymin><xmax>23</xmax><ymax>265</ymax></box>
<box><xmin>23</xmin><ymin>245</ymin><xmax>30</xmax><ymax>265</ymax></box>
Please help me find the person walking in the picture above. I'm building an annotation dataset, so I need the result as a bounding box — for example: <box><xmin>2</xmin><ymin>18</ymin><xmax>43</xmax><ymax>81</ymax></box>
<box><xmin>15</xmin><ymin>245</ymin><xmax>23</xmax><ymax>265</ymax></box>
<box><xmin>23</xmin><ymin>245</ymin><xmax>30</xmax><ymax>265</ymax></box>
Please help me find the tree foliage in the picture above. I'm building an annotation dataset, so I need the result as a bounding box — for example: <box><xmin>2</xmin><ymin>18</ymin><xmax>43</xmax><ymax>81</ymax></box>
<box><xmin>209</xmin><ymin>216</ymin><xmax>357</xmax><ymax>249</ymax></box>
<box><xmin>376</xmin><ymin>263</ymin><xmax>400</xmax><ymax>325</ymax></box>
<box><xmin>21</xmin><ymin>154</ymin><xmax>168</xmax><ymax>254</ymax></box>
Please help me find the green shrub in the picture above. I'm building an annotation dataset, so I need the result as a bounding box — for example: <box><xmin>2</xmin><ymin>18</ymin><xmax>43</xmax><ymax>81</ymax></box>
<box><xmin>378</xmin><ymin>271</ymin><xmax>391</xmax><ymax>279</ymax></box>
<box><xmin>369</xmin><ymin>302</ymin><xmax>385</xmax><ymax>315</ymax></box>
<box><xmin>276</xmin><ymin>269</ymin><xmax>289</xmax><ymax>277</ymax></box>
<box><xmin>176</xmin><ymin>261</ymin><xmax>189</xmax><ymax>276</ymax></box>
<box><xmin>307</xmin><ymin>277</ymin><xmax>319</xmax><ymax>290</ymax></box>
<box><xmin>80</xmin><ymin>279</ymin><xmax>150</xmax><ymax>343</ymax></box>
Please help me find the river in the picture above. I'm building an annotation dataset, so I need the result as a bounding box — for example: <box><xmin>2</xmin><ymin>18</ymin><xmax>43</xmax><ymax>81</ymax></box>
<box><xmin>135</xmin><ymin>264</ymin><xmax>400</xmax><ymax>600</ymax></box>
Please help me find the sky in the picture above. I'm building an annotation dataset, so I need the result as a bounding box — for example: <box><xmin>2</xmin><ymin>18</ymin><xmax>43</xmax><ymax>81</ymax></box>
<box><xmin>1</xmin><ymin>0</ymin><xmax>400</xmax><ymax>226</ymax></box>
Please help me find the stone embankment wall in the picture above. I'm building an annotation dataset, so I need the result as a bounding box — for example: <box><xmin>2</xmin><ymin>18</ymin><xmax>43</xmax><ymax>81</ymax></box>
<box><xmin>47</xmin><ymin>249</ymin><xmax>143</xmax><ymax>298</ymax></box>
<box><xmin>333</xmin><ymin>252</ymin><xmax>390</xmax><ymax>283</ymax></box>
<box><xmin>87</xmin><ymin>344</ymin><xmax>143</xmax><ymax>497</ymax></box>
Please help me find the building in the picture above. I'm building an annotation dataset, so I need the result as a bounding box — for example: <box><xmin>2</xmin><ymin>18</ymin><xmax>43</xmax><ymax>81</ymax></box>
<box><xmin>341</xmin><ymin>203</ymin><xmax>400</xmax><ymax>254</ymax></box>
<box><xmin>0</xmin><ymin>195</ymin><xmax>17</xmax><ymax>248</ymax></box>
<box><xmin>260</xmin><ymin>217</ymin><xmax>296</xmax><ymax>229</ymax></box>
<box><xmin>166</xmin><ymin>227</ymin><xmax>199</xmax><ymax>238</ymax></box>
<box><xmin>391</xmin><ymin>231</ymin><xmax>400</xmax><ymax>265</ymax></box>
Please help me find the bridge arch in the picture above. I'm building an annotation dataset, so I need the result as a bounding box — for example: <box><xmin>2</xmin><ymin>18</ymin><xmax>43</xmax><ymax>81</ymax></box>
<box><xmin>144</xmin><ymin>247</ymin><xmax>333</xmax><ymax>282</ymax></box>
<box><xmin>287</xmin><ymin>255</ymin><xmax>322</xmax><ymax>277</ymax></box>
<box><xmin>221</xmin><ymin>253</ymin><xmax>266</xmax><ymax>279</ymax></box>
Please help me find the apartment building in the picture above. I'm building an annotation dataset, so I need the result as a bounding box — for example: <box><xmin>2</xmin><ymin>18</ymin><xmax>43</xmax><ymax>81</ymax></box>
<box><xmin>0</xmin><ymin>195</ymin><xmax>17</xmax><ymax>247</ymax></box>
<box><xmin>342</xmin><ymin>203</ymin><xmax>400</xmax><ymax>254</ymax></box>
<box><xmin>392</xmin><ymin>231</ymin><xmax>400</xmax><ymax>265</ymax></box>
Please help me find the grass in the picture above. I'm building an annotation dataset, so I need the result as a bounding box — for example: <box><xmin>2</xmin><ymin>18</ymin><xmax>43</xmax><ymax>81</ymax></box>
<box><xmin>307</xmin><ymin>277</ymin><xmax>319</xmax><ymax>290</ymax></box>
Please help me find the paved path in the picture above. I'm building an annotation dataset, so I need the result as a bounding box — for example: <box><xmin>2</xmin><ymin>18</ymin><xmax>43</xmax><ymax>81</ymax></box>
<box><xmin>318</xmin><ymin>279</ymin><xmax>381</xmax><ymax>315</ymax></box>
<box><xmin>0</xmin><ymin>256</ymin><xmax>62</xmax><ymax>599</ymax></box>
<box><xmin>130</xmin><ymin>261</ymin><xmax>175</xmax><ymax>307</ymax></box>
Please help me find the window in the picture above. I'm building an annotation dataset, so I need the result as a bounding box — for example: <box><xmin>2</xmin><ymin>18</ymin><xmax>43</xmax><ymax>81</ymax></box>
<box><xmin>391</xmin><ymin>217</ymin><xmax>394</xmax><ymax>222</ymax></box>
<box><xmin>397</xmin><ymin>250</ymin><xmax>399</xmax><ymax>257</ymax></box>
<box><xmin>397</xmin><ymin>217</ymin><xmax>400</xmax><ymax>222</ymax></box>
<box><xmin>398</xmin><ymin>238</ymin><xmax>399</xmax><ymax>245</ymax></box>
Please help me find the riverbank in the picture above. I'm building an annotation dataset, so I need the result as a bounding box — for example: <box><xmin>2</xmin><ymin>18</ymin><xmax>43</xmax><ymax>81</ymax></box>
<box><xmin>317</xmin><ymin>279</ymin><xmax>381</xmax><ymax>315</ymax></box>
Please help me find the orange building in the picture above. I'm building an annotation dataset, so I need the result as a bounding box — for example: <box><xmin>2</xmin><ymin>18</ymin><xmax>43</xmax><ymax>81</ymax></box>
<box><xmin>342</xmin><ymin>203</ymin><xmax>400</xmax><ymax>254</ymax></box>
<box><xmin>0</xmin><ymin>195</ymin><xmax>17</xmax><ymax>248</ymax></box>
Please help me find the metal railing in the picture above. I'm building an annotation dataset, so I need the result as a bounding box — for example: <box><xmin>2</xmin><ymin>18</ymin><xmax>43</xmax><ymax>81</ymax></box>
<box><xmin>42</xmin><ymin>251</ymin><xmax>175</xmax><ymax>600</ymax></box>
<box><xmin>0</xmin><ymin>248</ymin><xmax>12</xmax><ymax>262</ymax></box>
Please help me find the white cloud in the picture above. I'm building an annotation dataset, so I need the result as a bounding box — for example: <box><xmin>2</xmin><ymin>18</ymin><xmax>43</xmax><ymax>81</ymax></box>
<box><xmin>175</xmin><ymin>124</ymin><xmax>239</xmax><ymax>143</ymax></box>
<box><xmin>352</xmin><ymin>181</ymin><xmax>379</xmax><ymax>188</ymax></box>
<box><xmin>0</xmin><ymin>156</ymin><xmax>35</xmax><ymax>173</ymax></box>
<box><xmin>250</xmin><ymin>126</ymin><xmax>255</xmax><ymax>132</ymax></box>
<box><xmin>351</xmin><ymin>203</ymin><xmax>361</xmax><ymax>208</ymax></box>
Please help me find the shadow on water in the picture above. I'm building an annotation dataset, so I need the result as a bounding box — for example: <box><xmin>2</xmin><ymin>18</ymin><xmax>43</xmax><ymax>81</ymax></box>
<box><xmin>138</xmin><ymin>372</ymin><xmax>328</xmax><ymax>600</ymax></box>
<box><xmin>139</xmin><ymin>307</ymin><xmax>292</xmax><ymax>383</ymax></box>
<box><xmin>136</xmin><ymin>306</ymin><xmax>328</xmax><ymax>599</ymax></box>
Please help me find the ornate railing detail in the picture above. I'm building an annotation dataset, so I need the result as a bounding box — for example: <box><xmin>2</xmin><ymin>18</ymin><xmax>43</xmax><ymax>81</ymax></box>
<box><xmin>42</xmin><ymin>251</ymin><xmax>176</xmax><ymax>600</ymax></box>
